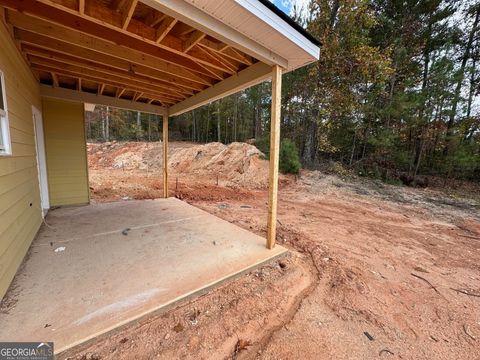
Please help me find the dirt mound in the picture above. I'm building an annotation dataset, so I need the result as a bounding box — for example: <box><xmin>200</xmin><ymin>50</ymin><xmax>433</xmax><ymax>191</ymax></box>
<box><xmin>87</xmin><ymin>141</ymin><xmax>271</xmax><ymax>189</ymax></box>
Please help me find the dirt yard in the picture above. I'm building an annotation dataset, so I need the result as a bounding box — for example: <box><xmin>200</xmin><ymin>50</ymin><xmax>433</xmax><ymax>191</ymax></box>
<box><xmin>64</xmin><ymin>141</ymin><xmax>480</xmax><ymax>359</ymax></box>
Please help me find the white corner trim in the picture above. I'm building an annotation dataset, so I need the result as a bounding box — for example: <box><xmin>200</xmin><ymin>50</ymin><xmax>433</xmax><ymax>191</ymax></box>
<box><xmin>234</xmin><ymin>0</ymin><xmax>320</xmax><ymax>60</ymax></box>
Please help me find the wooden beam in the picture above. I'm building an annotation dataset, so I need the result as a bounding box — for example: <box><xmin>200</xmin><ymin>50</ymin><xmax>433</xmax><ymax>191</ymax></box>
<box><xmin>199</xmin><ymin>39</ymin><xmax>253</xmax><ymax>66</ymax></box>
<box><xmin>51</xmin><ymin>72</ymin><xmax>59</xmax><ymax>87</ymax></box>
<box><xmin>98</xmin><ymin>83</ymin><xmax>105</xmax><ymax>95</ymax></box>
<box><xmin>78</xmin><ymin>0</ymin><xmax>85</xmax><ymax>15</ymax></box>
<box><xmin>5</xmin><ymin>7</ymin><xmax>221</xmax><ymax>81</ymax></box>
<box><xmin>18</xmin><ymin>38</ymin><xmax>205</xmax><ymax>92</ymax></box>
<box><xmin>196</xmin><ymin>46</ymin><xmax>237</xmax><ymax>73</ymax></box>
<box><xmin>266</xmin><ymin>65</ymin><xmax>282</xmax><ymax>249</ymax></box>
<box><xmin>7</xmin><ymin>0</ymin><xmax>252</xmax><ymax>75</ymax></box>
<box><xmin>120</xmin><ymin>0</ymin><xmax>138</xmax><ymax>30</ymax></box>
<box><xmin>183</xmin><ymin>30</ymin><xmax>205</xmax><ymax>53</ymax></box>
<box><xmin>116</xmin><ymin>88</ymin><xmax>126</xmax><ymax>98</ymax></box>
<box><xmin>145</xmin><ymin>11</ymin><xmax>165</xmax><ymax>27</ymax></box>
<box><xmin>40</xmin><ymin>85</ymin><xmax>167</xmax><ymax>114</ymax></box>
<box><xmin>162</xmin><ymin>109</ymin><xmax>169</xmax><ymax>198</ymax></box>
<box><xmin>8</xmin><ymin>13</ymin><xmax>213</xmax><ymax>86</ymax></box>
<box><xmin>77</xmin><ymin>78</ymin><xmax>81</xmax><ymax>91</ymax></box>
<box><xmin>25</xmin><ymin>51</ymin><xmax>190</xmax><ymax>97</ymax></box>
<box><xmin>28</xmin><ymin>57</ymin><xmax>185</xmax><ymax>101</ymax></box>
<box><xmin>155</xmin><ymin>16</ymin><xmax>177</xmax><ymax>43</ymax></box>
<box><xmin>169</xmin><ymin>62</ymin><xmax>272</xmax><ymax>116</ymax></box>
<box><xmin>32</xmin><ymin>63</ymin><xmax>177</xmax><ymax>104</ymax></box>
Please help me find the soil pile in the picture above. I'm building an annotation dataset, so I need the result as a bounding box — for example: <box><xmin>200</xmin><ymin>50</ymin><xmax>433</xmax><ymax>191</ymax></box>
<box><xmin>87</xmin><ymin>141</ymin><xmax>271</xmax><ymax>188</ymax></box>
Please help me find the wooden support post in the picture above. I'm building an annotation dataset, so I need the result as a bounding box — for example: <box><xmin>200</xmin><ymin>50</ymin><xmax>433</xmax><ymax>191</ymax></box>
<box><xmin>266</xmin><ymin>65</ymin><xmax>282</xmax><ymax>249</ymax></box>
<box><xmin>162</xmin><ymin>109</ymin><xmax>169</xmax><ymax>198</ymax></box>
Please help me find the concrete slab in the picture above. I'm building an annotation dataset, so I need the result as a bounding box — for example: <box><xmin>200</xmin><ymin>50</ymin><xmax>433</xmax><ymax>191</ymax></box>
<box><xmin>0</xmin><ymin>198</ymin><xmax>286</xmax><ymax>354</ymax></box>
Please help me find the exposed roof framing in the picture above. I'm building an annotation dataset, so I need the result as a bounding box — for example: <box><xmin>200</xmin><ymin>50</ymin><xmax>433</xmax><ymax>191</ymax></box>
<box><xmin>0</xmin><ymin>0</ymin><xmax>263</xmax><ymax>109</ymax></box>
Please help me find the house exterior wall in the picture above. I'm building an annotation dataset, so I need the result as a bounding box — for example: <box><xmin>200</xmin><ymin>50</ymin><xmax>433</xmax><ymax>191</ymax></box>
<box><xmin>42</xmin><ymin>98</ymin><xmax>89</xmax><ymax>207</ymax></box>
<box><xmin>0</xmin><ymin>21</ymin><xmax>43</xmax><ymax>299</ymax></box>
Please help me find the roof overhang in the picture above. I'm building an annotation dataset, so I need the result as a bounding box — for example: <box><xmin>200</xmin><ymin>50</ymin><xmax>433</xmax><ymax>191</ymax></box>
<box><xmin>0</xmin><ymin>0</ymin><xmax>320</xmax><ymax>116</ymax></box>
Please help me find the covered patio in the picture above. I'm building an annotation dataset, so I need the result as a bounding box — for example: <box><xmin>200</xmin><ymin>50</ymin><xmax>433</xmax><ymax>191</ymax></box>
<box><xmin>0</xmin><ymin>0</ymin><xmax>320</xmax><ymax>354</ymax></box>
<box><xmin>0</xmin><ymin>198</ymin><xmax>286</xmax><ymax>353</ymax></box>
<box><xmin>0</xmin><ymin>0</ymin><xmax>320</xmax><ymax>249</ymax></box>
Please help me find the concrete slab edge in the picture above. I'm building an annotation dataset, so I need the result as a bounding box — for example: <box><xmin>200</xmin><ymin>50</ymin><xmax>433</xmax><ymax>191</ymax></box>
<box><xmin>56</xmin><ymin>246</ymin><xmax>288</xmax><ymax>357</ymax></box>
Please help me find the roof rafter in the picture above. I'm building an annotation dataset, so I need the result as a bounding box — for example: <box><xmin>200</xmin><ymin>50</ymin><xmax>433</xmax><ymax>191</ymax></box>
<box><xmin>98</xmin><ymin>83</ymin><xmax>105</xmax><ymax>95</ymax></box>
<box><xmin>41</xmin><ymin>85</ymin><xmax>167</xmax><ymax>114</ymax></box>
<box><xmin>23</xmin><ymin>47</ymin><xmax>192</xmax><ymax>97</ymax></box>
<box><xmin>9</xmin><ymin>13</ymin><xmax>213</xmax><ymax>85</ymax></box>
<box><xmin>2</xmin><ymin>0</ymin><xmax>235</xmax><ymax>76</ymax></box>
<box><xmin>51</xmin><ymin>72</ymin><xmax>59</xmax><ymax>87</ymax></box>
<box><xmin>17</xmin><ymin>34</ymin><xmax>205</xmax><ymax>92</ymax></box>
<box><xmin>31</xmin><ymin>62</ymin><xmax>179</xmax><ymax>104</ymax></box>
<box><xmin>119</xmin><ymin>0</ymin><xmax>138</xmax><ymax>30</ymax></box>
<box><xmin>155</xmin><ymin>16</ymin><xmax>177</xmax><ymax>43</ymax></box>
<box><xmin>1</xmin><ymin>1</ymin><xmax>228</xmax><ymax>78</ymax></box>
<box><xmin>78</xmin><ymin>0</ymin><xmax>84</xmax><ymax>15</ymax></box>
<box><xmin>183</xmin><ymin>30</ymin><xmax>206</xmax><ymax>53</ymax></box>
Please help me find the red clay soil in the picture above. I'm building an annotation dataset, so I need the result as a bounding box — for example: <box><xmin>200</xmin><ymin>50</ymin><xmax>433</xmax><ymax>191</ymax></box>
<box><xmin>63</xmin><ymin>142</ymin><xmax>480</xmax><ymax>359</ymax></box>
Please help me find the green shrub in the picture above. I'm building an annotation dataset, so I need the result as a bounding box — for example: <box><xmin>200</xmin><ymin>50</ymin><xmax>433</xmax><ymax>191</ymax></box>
<box><xmin>279</xmin><ymin>139</ymin><xmax>301</xmax><ymax>174</ymax></box>
<box><xmin>255</xmin><ymin>136</ymin><xmax>270</xmax><ymax>158</ymax></box>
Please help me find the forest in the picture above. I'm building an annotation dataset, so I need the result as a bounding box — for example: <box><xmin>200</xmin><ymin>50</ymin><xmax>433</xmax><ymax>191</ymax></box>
<box><xmin>85</xmin><ymin>0</ymin><xmax>480</xmax><ymax>184</ymax></box>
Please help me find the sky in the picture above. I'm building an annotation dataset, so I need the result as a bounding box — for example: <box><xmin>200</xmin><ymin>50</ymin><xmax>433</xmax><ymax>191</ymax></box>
<box><xmin>271</xmin><ymin>0</ymin><xmax>311</xmax><ymax>18</ymax></box>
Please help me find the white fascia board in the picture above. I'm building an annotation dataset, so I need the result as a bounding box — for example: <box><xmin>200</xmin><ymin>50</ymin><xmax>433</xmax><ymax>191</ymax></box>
<box><xmin>234</xmin><ymin>0</ymin><xmax>320</xmax><ymax>60</ymax></box>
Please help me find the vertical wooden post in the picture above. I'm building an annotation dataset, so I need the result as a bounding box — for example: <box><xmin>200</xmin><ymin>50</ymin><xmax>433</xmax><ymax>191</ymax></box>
<box><xmin>162</xmin><ymin>109</ymin><xmax>169</xmax><ymax>198</ymax></box>
<box><xmin>267</xmin><ymin>65</ymin><xmax>282</xmax><ymax>249</ymax></box>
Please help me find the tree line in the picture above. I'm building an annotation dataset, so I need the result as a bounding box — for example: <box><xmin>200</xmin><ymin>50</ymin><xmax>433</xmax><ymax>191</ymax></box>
<box><xmin>86</xmin><ymin>0</ymin><xmax>480</xmax><ymax>183</ymax></box>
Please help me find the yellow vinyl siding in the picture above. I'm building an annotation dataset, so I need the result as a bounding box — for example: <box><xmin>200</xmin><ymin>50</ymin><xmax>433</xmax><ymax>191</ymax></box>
<box><xmin>42</xmin><ymin>99</ymin><xmax>89</xmax><ymax>207</ymax></box>
<box><xmin>0</xmin><ymin>21</ymin><xmax>42</xmax><ymax>299</ymax></box>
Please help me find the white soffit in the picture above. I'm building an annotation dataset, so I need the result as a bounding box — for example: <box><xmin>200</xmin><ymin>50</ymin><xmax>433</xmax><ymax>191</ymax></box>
<box><xmin>181</xmin><ymin>0</ymin><xmax>320</xmax><ymax>71</ymax></box>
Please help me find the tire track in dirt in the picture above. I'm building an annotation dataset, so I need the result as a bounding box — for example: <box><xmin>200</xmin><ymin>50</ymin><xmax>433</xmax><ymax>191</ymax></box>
<box><xmin>234</xmin><ymin>226</ymin><xmax>332</xmax><ymax>360</ymax></box>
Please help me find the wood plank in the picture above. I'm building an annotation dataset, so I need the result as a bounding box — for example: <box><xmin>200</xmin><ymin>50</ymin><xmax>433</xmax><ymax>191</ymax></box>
<box><xmin>51</xmin><ymin>72</ymin><xmax>59</xmax><ymax>87</ymax></box>
<box><xmin>78</xmin><ymin>0</ymin><xmax>85</xmax><ymax>14</ymax></box>
<box><xmin>8</xmin><ymin>13</ymin><xmax>213</xmax><ymax>86</ymax></box>
<box><xmin>155</xmin><ymin>16</ymin><xmax>176</xmax><ymax>43</ymax></box>
<box><xmin>40</xmin><ymin>85</ymin><xmax>166</xmax><ymax>114</ymax></box>
<box><xmin>145</xmin><ymin>11</ymin><xmax>165</xmax><ymax>27</ymax></box>
<box><xmin>25</xmin><ymin>51</ymin><xmax>190</xmax><ymax>97</ymax></box>
<box><xmin>18</xmin><ymin>37</ymin><xmax>205</xmax><ymax>91</ymax></box>
<box><xmin>162</xmin><ymin>109</ymin><xmax>168</xmax><ymax>198</ymax></box>
<box><xmin>28</xmin><ymin>57</ymin><xmax>185</xmax><ymax>101</ymax></box>
<box><xmin>169</xmin><ymin>62</ymin><xmax>272</xmax><ymax>116</ymax></box>
<box><xmin>32</xmin><ymin>63</ymin><xmax>178</xmax><ymax>104</ymax></box>
<box><xmin>183</xmin><ymin>30</ymin><xmax>205</xmax><ymax>53</ymax></box>
<box><xmin>97</xmin><ymin>83</ymin><xmax>105</xmax><ymax>95</ymax></box>
<box><xmin>195</xmin><ymin>46</ymin><xmax>237</xmax><ymax>73</ymax></box>
<box><xmin>119</xmin><ymin>0</ymin><xmax>137</xmax><ymax>30</ymax></box>
<box><xmin>4</xmin><ymin>6</ymin><xmax>220</xmax><ymax>81</ymax></box>
<box><xmin>3</xmin><ymin>0</ymin><xmax>234</xmax><ymax>76</ymax></box>
<box><xmin>116</xmin><ymin>88</ymin><xmax>126</xmax><ymax>98</ymax></box>
<box><xmin>266</xmin><ymin>65</ymin><xmax>282</xmax><ymax>249</ymax></box>
<box><xmin>199</xmin><ymin>39</ymin><xmax>252</xmax><ymax>66</ymax></box>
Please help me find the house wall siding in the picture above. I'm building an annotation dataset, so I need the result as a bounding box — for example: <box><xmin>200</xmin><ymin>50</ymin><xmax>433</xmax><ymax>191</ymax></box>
<box><xmin>0</xmin><ymin>22</ymin><xmax>43</xmax><ymax>299</ymax></box>
<box><xmin>42</xmin><ymin>98</ymin><xmax>89</xmax><ymax>206</ymax></box>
